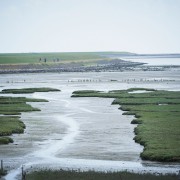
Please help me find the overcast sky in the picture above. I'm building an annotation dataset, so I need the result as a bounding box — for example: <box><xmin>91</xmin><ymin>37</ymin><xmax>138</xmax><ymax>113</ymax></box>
<box><xmin>0</xmin><ymin>0</ymin><xmax>180</xmax><ymax>53</ymax></box>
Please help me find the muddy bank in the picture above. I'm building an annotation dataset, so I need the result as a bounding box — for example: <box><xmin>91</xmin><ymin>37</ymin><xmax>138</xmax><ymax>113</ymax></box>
<box><xmin>0</xmin><ymin>60</ymin><xmax>146</xmax><ymax>74</ymax></box>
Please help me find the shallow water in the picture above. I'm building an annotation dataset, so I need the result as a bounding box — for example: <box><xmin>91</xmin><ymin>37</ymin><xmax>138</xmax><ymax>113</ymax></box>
<box><xmin>0</xmin><ymin>71</ymin><xmax>180</xmax><ymax>179</ymax></box>
<box><xmin>122</xmin><ymin>57</ymin><xmax>180</xmax><ymax>66</ymax></box>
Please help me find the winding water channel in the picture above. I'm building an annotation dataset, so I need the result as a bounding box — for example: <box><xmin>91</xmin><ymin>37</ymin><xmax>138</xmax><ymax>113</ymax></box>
<box><xmin>0</xmin><ymin>71</ymin><xmax>180</xmax><ymax>179</ymax></box>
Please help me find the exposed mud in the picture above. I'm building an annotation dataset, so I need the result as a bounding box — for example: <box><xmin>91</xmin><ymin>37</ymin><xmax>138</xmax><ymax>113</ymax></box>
<box><xmin>0</xmin><ymin>71</ymin><xmax>180</xmax><ymax>179</ymax></box>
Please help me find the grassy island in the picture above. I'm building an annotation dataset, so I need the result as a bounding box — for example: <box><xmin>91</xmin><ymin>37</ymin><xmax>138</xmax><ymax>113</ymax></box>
<box><xmin>72</xmin><ymin>88</ymin><xmax>180</xmax><ymax>162</ymax></box>
<box><xmin>1</xmin><ymin>87</ymin><xmax>60</xmax><ymax>94</ymax></box>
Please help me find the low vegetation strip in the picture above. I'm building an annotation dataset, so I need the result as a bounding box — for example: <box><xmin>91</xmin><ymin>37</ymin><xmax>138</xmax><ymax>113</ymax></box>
<box><xmin>0</xmin><ymin>103</ymin><xmax>40</xmax><ymax>115</ymax></box>
<box><xmin>1</xmin><ymin>87</ymin><xmax>60</xmax><ymax>94</ymax></box>
<box><xmin>0</xmin><ymin>96</ymin><xmax>48</xmax><ymax>104</ymax></box>
<box><xmin>112</xmin><ymin>97</ymin><xmax>180</xmax><ymax>105</ymax></box>
<box><xmin>0</xmin><ymin>96</ymin><xmax>44</xmax><ymax>115</ymax></box>
<box><xmin>72</xmin><ymin>88</ymin><xmax>180</xmax><ymax>162</ymax></box>
<box><xmin>26</xmin><ymin>169</ymin><xmax>178</xmax><ymax>180</ymax></box>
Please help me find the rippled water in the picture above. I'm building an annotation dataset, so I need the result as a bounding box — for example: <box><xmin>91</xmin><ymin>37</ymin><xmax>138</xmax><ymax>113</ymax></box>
<box><xmin>0</xmin><ymin>71</ymin><xmax>180</xmax><ymax>179</ymax></box>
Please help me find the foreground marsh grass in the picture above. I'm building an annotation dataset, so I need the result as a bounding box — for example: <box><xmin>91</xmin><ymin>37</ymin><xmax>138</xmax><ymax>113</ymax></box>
<box><xmin>26</xmin><ymin>169</ymin><xmax>178</xmax><ymax>180</ymax></box>
<box><xmin>0</xmin><ymin>87</ymin><xmax>60</xmax><ymax>144</ymax></box>
<box><xmin>72</xmin><ymin>88</ymin><xmax>180</xmax><ymax>162</ymax></box>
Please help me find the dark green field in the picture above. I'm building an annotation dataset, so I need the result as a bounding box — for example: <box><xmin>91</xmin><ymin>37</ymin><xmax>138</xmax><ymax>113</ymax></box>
<box><xmin>26</xmin><ymin>169</ymin><xmax>178</xmax><ymax>180</ymax></box>
<box><xmin>72</xmin><ymin>88</ymin><xmax>180</xmax><ymax>162</ymax></box>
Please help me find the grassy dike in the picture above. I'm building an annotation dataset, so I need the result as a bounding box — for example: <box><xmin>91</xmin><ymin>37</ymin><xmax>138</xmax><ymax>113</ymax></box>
<box><xmin>0</xmin><ymin>52</ymin><xmax>134</xmax><ymax>65</ymax></box>
<box><xmin>72</xmin><ymin>88</ymin><xmax>180</xmax><ymax>162</ymax></box>
<box><xmin>0</xmin><ymin>52</ymin><xmax>102</xmax><ymax>64</ymax></box>
<box><xmin>0</xmin><ymin>87</ymin><xmax>60</xmax><ymax>144</ymax></box>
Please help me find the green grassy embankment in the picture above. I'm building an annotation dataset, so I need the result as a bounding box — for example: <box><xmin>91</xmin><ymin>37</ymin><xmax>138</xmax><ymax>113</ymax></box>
<box><xmin>0</xmin><ymin>87</ymin><xmax>60</xmax><ymax>144</ymax></box>
<box><xmin>0</xmin><ymin>52</ymin><xmax>103</xmax><ymax>65</ymax></box>
<box><xmin>72</xmin><ymin>88</ymin><xmax>180</xmax><ymax>162</ymax></box>
<box><xmin>26</xmin><ymin>169</ymin><xmax>178</xmax><ymax>180</ymax></box>
<box><xmin>0</xmin><ymin>52</ymin><xmax>134</xmax><ymax>65</ymax></box>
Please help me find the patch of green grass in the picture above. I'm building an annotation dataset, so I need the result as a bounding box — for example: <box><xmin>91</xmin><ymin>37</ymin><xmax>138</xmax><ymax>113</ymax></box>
<box><xmin>0</xmin><ymin>116</ymin><xmax>25</xmax><ymax>136</ymax></box>
<box><xmin>72</xmin><ymin>90</ymin><xmax>102</xmax><ymax>94</ymax></box>
<box><xmin>0</xmin><ymin>137</ymin><xmax>13</xmax><ymax>145</ymax></box>
<box><xmin>72</xmin><ymin>88</ymin><xmax>180</xmax><ymax>162</ymax></box>
<box><xmin>112</xmin><ymin>97</ymin><xmax>180</xmax><ymax>105</ymax></box>
<box><xmin>0</xmin><ymin>115</ymin><xmax>26</xmax><ymax>145</ymax></box>
<box><xmin>0</xmin><ymin>96</ymin><xmax>48</xmax><ymax>104</ymax></box>
<box><xmin>1</xmin><ymin>87</ymin><xmax>60</xmax><ymax>94</ymax></box>
<box><xmin>72</xmin><ymin>89</ymin><xmax>180</xmax><ymax>99</ymax></box>
<box><xmin>0</xmin><ymin>103</ymin><xmax>40</xmax><ymax>115</ymax></box>
<box><xmin>0</xmin><ymin>94</ymin><xmax>49</xmax><ymax>144</ymax></box>
<box><xmin>120</xmin><ymin>104</ymin><xmax>180</xmax><ymax>112</ymax></box>
<box><xmin>132</xmin><ymin>111</ymin><xmax>180</xmax><ymax>162</ymax></box>
<box><xmin>26</xmin><ymin>169</ymin><xmax>178</xmax><ymax>180</ymax></box>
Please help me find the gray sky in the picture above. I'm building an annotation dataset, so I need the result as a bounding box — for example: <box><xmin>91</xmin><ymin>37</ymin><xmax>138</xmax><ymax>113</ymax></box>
<box><xmin>0</xmin><ymin>0</ymin><xmax>180</xmax><ymax>53</ymax></box>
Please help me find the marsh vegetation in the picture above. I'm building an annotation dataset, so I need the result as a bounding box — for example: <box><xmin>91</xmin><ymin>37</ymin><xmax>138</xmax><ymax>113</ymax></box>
<box><xmin>72</xmin><ymin>88</ymin><xmax>180</xmax><ymax>162</ymax></box>
<box><xmin>1</xmin><ymin>87</ymin><xmax>60</xmax><ymax>94</ymax></box>
<box><xmin>0</xmin><ymin>87</ymin><xmax>60</xmax><ymax>145</ymax></box>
